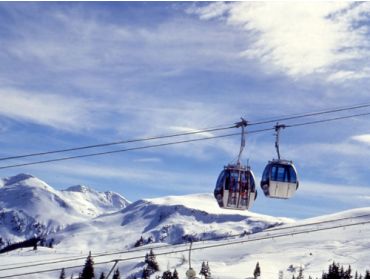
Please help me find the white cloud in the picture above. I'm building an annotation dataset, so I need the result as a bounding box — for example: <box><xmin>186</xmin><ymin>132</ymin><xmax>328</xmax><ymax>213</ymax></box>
<box><xmin>351</xmin><ymin>134</ymin><xmax>370</xmax><ymax>145</ymax></box>
<box><xmin>133</xmin><ymin>157</ymin><xmax>163</xmax><ymax>163</ymax></box>
<box><xmin>36</xmin><ymin>162</ymin><xmax>215</xmax><ymax>193</ymax></box>
<box><xmin>3</xmin><ymin>7</ymin><xmax>245</xmax><ymax>77</ymax></box>
<box><xmin>190</xmin><ymin>2</ymin><xmax>370</xmax><ymax>77</ymax></box>
<box><xmin>327</xmin><ymin>69</ymin><xmax>370</xmax><ymax>82</ymax></box>
<box><xmin>0</xmin><ymin>88</ymin><xmax>102</xmax><ymax>131</ymax></box>
<box><xmin>168</xmin><ymin>126</ymin><xmax>214</xmax><ymax>137</ymax></box>
<box><xmin>300</xmin><ymin>180</ymin><xmax>370</xmax><ymax>205</ymax></box>
<box><xmin>186</xmin><ymin>2</ymin><xmax>229</xmax><ymax>20</ymax></box>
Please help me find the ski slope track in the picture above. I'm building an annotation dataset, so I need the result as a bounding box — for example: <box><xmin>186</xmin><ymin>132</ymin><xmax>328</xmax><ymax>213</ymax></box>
<box><xmin>0</xmin><ymin>174</ymin><xmax>370</xmax><ymax>278</ymax></box>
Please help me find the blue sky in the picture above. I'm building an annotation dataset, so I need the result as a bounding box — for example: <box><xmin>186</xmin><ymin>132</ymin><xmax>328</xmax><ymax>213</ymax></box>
<box><xmin>1</xmin><ymin>2</ymin><xmax>370</xmax><ymax>218</ymax></box>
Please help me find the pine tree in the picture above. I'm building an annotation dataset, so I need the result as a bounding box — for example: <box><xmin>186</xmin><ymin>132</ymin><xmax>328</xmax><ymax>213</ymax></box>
<box><xmin>344</xmin><ymin>265</ymin><xmax>352</xmax><ymax>279</ymax></box>
<box><xmin>59</xmin><ymin>268</ymin><xmax>66</xmax><ymax>279</ymax></box>
<box><xmin>365</xmin><ymin>270</ymin><xmax>370</xmax><ymax>279</ymax></box>
<box><xmin>142</xmin><ymin>250</ymin><xmax>160</xmax><ymax>278</ymax></box>
<box><xmin>142</xmin><ymin>267</ymin><xmax>151</xmax><ymax>279</ymax></box>
<box><xmin>49</xmin><ymin>238</ymin><xmax>54</xmax><ymax>248</ymax></box>
<box><xmin>80</xmin><ymin>252</ymin><xmax>95</xmax><ymax>279</ymax></box>
<box><xmin>297</xmin><ymin>267</ymin><xmax>304</xmax><ymax>279</ymax></box>
<box><xmin>321</xmin><ymin>262</ymin><xmax>355</xmax><ymax>279</ymax></box>
<box><xmin>113</xmin><ymin>269</ymin><xmax>120</xmax><ymax>279</ymax></box>
<box><xmin>134</xmin><ymin>236</ymin><xmax>144</xmax><ymax>247</ymax></box>
<box><xmin>147</xmin><ymin>249</ymin><xmax>159</xmax><ymax>273</ymax></box>
<box><xmin>199</xmin><ymin>261</ymin><xmax>211</xmax><ymax>279</ymax></box>
<box><xmin>199</xmin><ymin>261</ymin><xmax>207</xmax><ymax>278</ymax></box>
<box><xmin>172</xmin><ymin>269</ymin><xmax>179</xmax><ymax>279</ymax></box>
<box><xmin>328</xmin><ymin>262</ymin><xmax>340</xmax><ymax>279</ymax></box>
<box><xmin>340</xmin><ymin>266</ymin><xmax>345</xmax><ymax>278</ymax></box>
<box><xmin>205</xmin><ymin>262</ymin><xmax>211</xmax><ymax>279</ymax></box>
<box><xmin>253</xmin><ymin>262</ymin><xmax>261</xmax><ymax>279</ymax></box>
<box><xmin>161</xmin><ymin>270</ymin><xmax>172</xmax><ymax>279</ymax></box>
<box><xmin>145</xmin><ymin>253</ymin><xmax>149</xmax><ymax>264</ymax></box>
<box><xmin>99</xmin><ymin>272</ymin><xmax>106</xmax><ymax>279</ymax></box>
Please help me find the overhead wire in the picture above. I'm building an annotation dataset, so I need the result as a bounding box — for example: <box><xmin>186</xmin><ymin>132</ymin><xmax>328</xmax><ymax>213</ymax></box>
<box><xmin>247</xmin><ymin>101</ymin><xmax>370</xmax><ymax>126</ymax></box>
<box><xmin>1</xmin><ymin>103</ymin><xmax>370</xmax><ymax>277</ymax></box>
<box><xmin>1</xmin><ymin>218</ymin><xmax>369</xmax><ymax>278</ymax></box>
<box><xmin>1</xmin><ymin>101</ymin><xmax>370</xmax><ymax>162</ymax></box>
<box><xmin>1</xmin><ymin>212</ymin><xmax>369</xmax><ymax>272</ymax></box>
<box><xmin>0</xmin><ymin>125</ymin><xmax>236</xmax><ymax>161</ymax></box>
<box><xmin>286</xmin><ymin>111</ymin><xmax>370</xmax><ymax>128</ymax></box>
<box><xmin>1</xmin><ymin>110</ymin><xmax>370</xmax><ymax>170</ymax></box>
<box><xmin>0</xmin><ymin>127</ymin><xmax>273</xmax><ymax>170</ymax></box>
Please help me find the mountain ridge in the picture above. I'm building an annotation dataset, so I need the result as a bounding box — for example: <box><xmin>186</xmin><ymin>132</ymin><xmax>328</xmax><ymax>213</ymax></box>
<box><xmin>0</xmin><ymin>173</ymin><xmax>130</xmax><ymax>244</ymax></box>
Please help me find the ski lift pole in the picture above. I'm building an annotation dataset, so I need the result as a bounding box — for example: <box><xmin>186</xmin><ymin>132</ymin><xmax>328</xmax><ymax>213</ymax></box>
<box><xmin>236</xmin><ymin>118</ymin><xmax>248</xmax><ymax>166</ymax></box>
<box><xmin>274</xmin><ymin>123</ymin><xmax>286</xmax><ymax>160</ymax></box>
<box><xmin>106</xmin><ymin>260</ymin><xmax>119</xmax><ymax>279</ymax></box>
<box><xmin>189</xmin><ymin>241</ymin><xmax>192</xmax><ymax>269</ymax></box>
<box><xmin>186</xmin><ymin>241</ymin><xmax>196</xmax><ymax>279</ymax></box>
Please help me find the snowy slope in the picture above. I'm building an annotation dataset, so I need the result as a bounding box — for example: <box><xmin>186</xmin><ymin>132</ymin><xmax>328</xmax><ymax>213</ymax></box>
<box><xmin>62</xmin><ymin>185</ymin><xmax>130</xmax><ymax>217</ymax></box>
<box><xmin>1</xmin><ymin>197</ymin><xmax>370</xmax><ymax>279</ymax></box>
<box><xmin>1</xmin><ymin>181</ymin><xmax>370</xmax><ymax>279</ymax></box>
<box><xmin>0</xmin><ymin>174</ymin><xmax>130</xmax><ymax>244</ymax></box>
<box><xmin>51</xmin><ymin>193</ymin><xmax>292</xmax><ymax>253</ymax></box>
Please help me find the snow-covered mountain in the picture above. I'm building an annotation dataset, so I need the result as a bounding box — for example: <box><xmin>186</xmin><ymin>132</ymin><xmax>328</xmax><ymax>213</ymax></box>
<box><xmin>1</xmin><ymin>192</ymin><xmax>370</xmax><ymax>279</ymax></box>
<box><xmin>1</xmin><ymin>174</ymin><xmax>370</xmax><ymax>279</ymax></box>
<box><xmin>62</xmin><ymin>185</ymin><xmax>130</xmax><ymax>217</ymax></box>
<box><xmin>0</xmin><ymin>174</ymin><xmax>130</xmax><ymax>243</ymax></box>
<box><xmin>52</xmin><ymin>193</ymin><xmax>292</xmax><ymax>251</ymax></box>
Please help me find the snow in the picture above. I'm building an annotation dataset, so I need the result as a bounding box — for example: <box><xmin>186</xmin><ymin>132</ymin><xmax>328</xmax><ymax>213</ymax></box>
<box><xmin>148</xmin><ymin>193</ymin><xmax>293</xmax><ymax>222</ymax></box>
<box><xmin>61</xmin><ymin>185</ymin><xmax>130</xmax><ymax>217</ymax></box>
<box><xmin>0</xmin><ymin>174</ymin><xmax>370</xmax><ymax>279</ymax></box>
<box><xmin>0</xmin><ymin>174</ymin><xmax>130</xmax><ymax>243</ymax></box>
<box><xmin>48</xmin><ymin>193</ymin><xmax>291</xmax><ymax>254</ymax></box>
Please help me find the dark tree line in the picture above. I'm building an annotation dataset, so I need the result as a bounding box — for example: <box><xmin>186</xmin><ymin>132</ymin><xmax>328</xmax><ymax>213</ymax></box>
<box><xmin>289</xmin><ymin>261</ymin><xmax>370</xmax><ymax>279</ymax></box>
<box><xmin>59</xmin><ymin>253</ymin><xmax>370</xmax><ymax>279</ymax></box>
<box><xmin>161</xmin><ymin>269</ymin><xmax>179</xmax><ymax>279</ymax></box>
<box><xmin>321</xmin><ymin>262</ymin><xmax>367</xmax><ymax>279</ymax></box>
<box><xmin>134</xmin><ymin>236</ymin><xmax>154</xmax><ymax>248</ymax></box>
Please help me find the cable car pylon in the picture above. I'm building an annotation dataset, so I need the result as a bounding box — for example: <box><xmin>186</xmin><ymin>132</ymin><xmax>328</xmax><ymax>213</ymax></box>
<box><xmin>274</xmin><ymin>123</ymin><xmax>286</xmax><ymax>160</ymax></box>
<box><xmin>235</xmin><ymin>118</ymin><xmax>248</xmax><ymax>166</ymax></box>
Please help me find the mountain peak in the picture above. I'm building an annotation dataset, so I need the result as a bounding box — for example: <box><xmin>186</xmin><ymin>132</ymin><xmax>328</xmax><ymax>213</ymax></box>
<box><xmin>66</xmin><ymin>185</ymin><xmax>94</xmax><ymax>193</ymax></box>
<box><xmin>3</xmin><ymin>173</ymin><xmax>35</xmax><ymax>186</ymax></box>
<box><xmin>0</xmin><ymin>174</ymin><xmax>131</xmax><ymax>244</ymax></box>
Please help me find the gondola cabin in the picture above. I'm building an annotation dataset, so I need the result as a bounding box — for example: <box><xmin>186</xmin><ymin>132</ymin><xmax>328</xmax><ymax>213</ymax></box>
<box><xmin>260</xmin><ymin>160</ymin><xmax>299</xmax><ymax>199</ymax></box>
<box><xmin>214</xmin><ymin>164</ymin><xmax>257</xmax><ymax>210</ymax></box>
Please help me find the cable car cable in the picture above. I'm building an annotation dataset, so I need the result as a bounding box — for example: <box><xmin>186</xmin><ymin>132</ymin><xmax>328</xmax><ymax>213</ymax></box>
<box><xmin>247</xmin><ymin>101</ymin><xmax>370</xmax><ymax>126</ymax></box>
<box><xmin>1</xmin><ymin>101</ymin><xmax>370</xmax><ymax>162</ymax></box>
<box><xmin>1</xmin><ymin>209</ymin><xmax>370</xmax><ymax>273</ymax></box>
<box><xmin>0</xmin><ymin>125</ymin><xmax>236</xmax><ymax>162</ymax></box>
<box><xmin>0</xmin><ymin>128</ymin><xmax>274</xmax><ymax>170</ymax></box>
<box><xmin>1</xmin><ymin>219</ymin><xmax>369</xmax><ymax>278</ymax></box>
<box><xmin>285</xmin><ymin>111</ymin><xmax>370</xmax><ymax>128</ymax></box>
<box><xmin>1</xmin><ymin>111</ymin><xmax>370</xmax><ymax>170</ymax></box>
